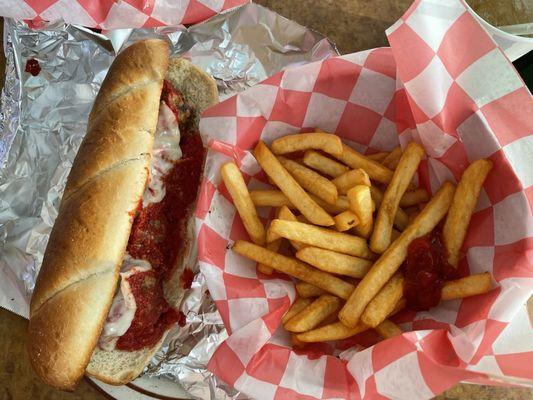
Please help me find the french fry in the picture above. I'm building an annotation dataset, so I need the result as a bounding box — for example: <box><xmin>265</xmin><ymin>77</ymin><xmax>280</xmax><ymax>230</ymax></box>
<box><xmin>331</xmin><ymin>169</ymin><xmax>371</xmax><ymax>194</ymax></box>
<box><xmin>291</xmin><ymin>334</ymin><xmax>307</xmax><ymax>348</ymax></box>
<box><xmin>282</xmin><ymin>298</ymin><xmax>313</xmax><ymax>324</ymax></box>
<box><xmin>381</xmin><ymin>146</ymin><xmax>402</xmax><ymax>169</ymax></box>
<box><xmin>295</xmin><ymin>321</ymin><xmax>368</xmax><ymax>342</ymax></box>
<box><xmin>254</xmin><ymin>141</ymin><xmax>334</xmax><ymax>226</ymax></box>
<box><xmin>369</xmin><ymin>186</ymin><xmax>409</xmax><ymax>230</ymax></box>
<box><xmin>296</xmin><ymin>282</ymin><xmax>326</xmax><ymax>298</ymax></box>
<box><xmin>267</xmin><ymin>206</ymin><xmax>305</xmax><ymax>250</ymax></box>
<box><xmin>295</xmin><ymin>247</ymin><xmax>372</xmax><ymax>278</ymax></box>
<box><xmin>361</xmin><ymin>273</ymin><xmax>404</xmax><ymax>328</ymax></box>
<box><xmin>375</xmin><ymin>319</ymin><xmax>403</xmax><ymax>339</ymax></box>
<box><xmin>347</xmin><ymin>185</ymin><xmax>374</xmax><ymax>238</ymax></box>
<box><xmin>441</xmin><ymin>272</ymin><xmax>492</xmax><ymax>300</ymax></box>
<box><xmin>310</xmin><ymin>193</ymin><xmax>350</xmax><ymax>214</ymax></box>
<box><xmin>370</xmin><ymin>142</ymin><xmax>425</xmax><ymax>253</ymax></box>
<box><xmin>338</xmin><ymin>182</ymin><xmax>455</xmax><ymax>327</ymax></box>
<box><xmin>443</xmin><ymin>159</ymin><xmax>493</xmax><ymax>267</ymax></box>
<box><xmin>233</xmin><ymin>240</ymin><xmax>355</xmax><ymax>299</ymax></box>
<box><xmin>335</xmin><ymin>144</ymin><xmax>394</xmax><ymax>184</ymax></box>
<box><xmin>303</xmin><ymin>150</ymin><xmax>349</xmax><ymax>178</ymax></box>
<box><xmin>367</xmin><ymin>151</ymin><xmax>390</xmax><ymax>162</ymax></box>
<box><xmin>333</xmin><ymin>210</ymin><xmax>359</xmax><ymax>232</ymax></box>
<box><xmin>391</xmin><ymin>228</ymin><xmax>401</xmax><ymax>241</ymax></box>
<box><xmin>250</xmin><ymin>190</ymin><xmax>295</xmax><ymax>209</ymax></box>
<box><xmin>269</xmin><ymin>219</ymin><xmax>375</xmax><ymax>259</ymax></box>
<box><xmin>257</xmin><ymin>237</ymin><xmax>281</xmax><ymax>274</ymax></box>
<box><xmin>221</xmin><ymin>162</ymin><xmax>265</xmax><ymax>245</ymax></box>
<box><xmin>271</xmin><ymin>133</ymin><xmax>343</xmax><ymax>157</ymax></box>
<box><xmin>278</xmin><ymin>156</ymin><xmax>338</xmax><ymax>204</ymax></box>
<box><xmin>284</xmin><ymin>295</ymin><xmax>342</xmax><ymax>332</ymax></box>
<box><xmin>399</xmin><ymin>189</ymin><xmax>430</xmax><ymax>207</ymax></box>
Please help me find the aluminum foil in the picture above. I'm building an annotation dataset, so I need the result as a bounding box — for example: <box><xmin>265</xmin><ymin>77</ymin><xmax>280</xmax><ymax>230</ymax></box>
<box><xmin>0</xmin><ymin>3</ymin><xmax>338</xmax><ymax>398</ymax></box>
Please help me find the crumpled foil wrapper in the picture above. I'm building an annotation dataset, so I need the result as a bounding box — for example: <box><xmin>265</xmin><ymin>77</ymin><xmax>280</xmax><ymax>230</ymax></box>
<box><xmin>0</xmin><ymin>3</ymin><xmax>338</xmax><ymax>398</ymax></box>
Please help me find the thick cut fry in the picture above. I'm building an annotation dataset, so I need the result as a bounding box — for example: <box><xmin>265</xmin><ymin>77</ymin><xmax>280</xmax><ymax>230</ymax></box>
<box><xmin>375</xmin><ymin>320</ymin><xmax>403</xmax><ymax>339</ymax></box>
<box><xmin>296</xmin><ymin>282</ymin><xmax>326</xmax><ymax>298</ymax></box>
<box><xmin>284</xmin><ymin>295</ymin><xmax>342</xmax><ymax>332</ymax></box>
<box><xmin>257</xmin><ymin>238</ymin><xmax>281</xmax><ymax>274</ymax></box>
<box><xmin>361</xmin><ymin>273</ymin><xmax>404</xmax><ymax>328</ymax></box>
<box><xmin>310</xmin><ymin>193</ymin><xmax>349</xmax><ymax>214</ymax></box>
<box><xmin>250</xmin><ymin>190</ymin><xmax>295</xmax><ymax>209</ymax></box>
<box><xmin>303</xmin><ymin>150</ymin><xmax>350</xmax><ymax>178</ymax></box>
<box><xmin>278</xmin><ymin>156</ymin><xmax>338</xmax><ymax>204</ymax></box>
<box><xmin>333</xmin><ymin>210</ymin><xmax>359</xmax><ymax>232</ymax></box>
<box><xmin>443</xmin><ymin>159</ymin><xmax>493</xmax><ymax>267</ymax></box>
<box><xmin>271</xmin><ymin>133</ymin><xmax>343</xmax><ymax>157</ymax></box>
<box><xmin>295</xmin><ymin>321</ymin><xmax>368</xmax><ymax>342</ymax></box>
<box><xmin>400</xmin><ymin>189</ymin><xmax>430</xmax><ymax>207</ymax></box>
<box><xmin>441</xmin><ymin>272</ymin><xmax>492</xmax><ymax>300</ymax></box>
<box><xmin>370</xmin><ymin>142</ymin><xmax>425</xmax><ymax>253</ymax></box>
<box><xmin>347</xmin><ymin>185</ymin><xmax>374</xmax><ymax>238</ymax></box>
<box><xmin>339</xmin><ymin>182</ymin><xmax>455</xmax><ymax>327</ymax></box>
<box><xmin>221</xmin><ymin>162</ymin><xmax>265</xmax><ymax>245</ymax></box>
<box><xmin>367</xmin><ymin>151</ymin><xmax>389</xmax><ymax>162</ymax></box>
<box><xmin>254</xmin><ymin>141</ymin><xmax>334</xmax><ymax>226</ymax></box>
<box><xmin>282</xmin><ymin>298</ymin><xmax>313</xmax><ymax>324</ymax></box>
<box><xmin>381</xmin><ymin>146</ymin><xmax>402</xmax><ymax>169</ymax></box>
<box><xmin>391</xmin><ymin>229</ymin><xmax>401</xmax><ymax>241</ymax></box>
<box><xmin>269</xmin><ymin>219</ymin><xmax>374</xmax><ymax>259</ymax></box>
<box><xmin>332</xmin><ymin>169</ymin><xmax>371</xmax><ymax>194</ymax></box>
<box><xmin>370</xmin><ymin>186</ymin><xmax>409</xmax><ymax>230</ymax></box>
<box><xmin>335</xmin><ymin>144</ymin><xmax>394</xmax><ymax>184</ymax></box>
<box><xmin>292</xmin><ymin>334</ymin><xmax>307</xmax><ymax>348</ymax></box>
<box><xmin>267</xmin><ymin>206</ymin><xmax>304</xmax><ymax>250</ymax></box>
<box><xmin>296</xmin><ymin>247</ymin><xmax>372</xmax><ymax>278</ymax></box>
<box><xmin>233</xmin><ymin>240</ymin><xmax>355</xmax><ymax>299</ymax></box>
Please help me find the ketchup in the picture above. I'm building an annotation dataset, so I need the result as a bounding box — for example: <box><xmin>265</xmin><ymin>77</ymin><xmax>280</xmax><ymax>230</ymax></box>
<box><xmin>115</xmin><ymin>84</ymin><xmax>205</xmax><ymax>352</ymax></box>
<box><xmin>180</xmin><ymin>268</ymin><xmax>195</xmax><ymax>289</ymax></box>
<box><xmin>402</xmin><ymin>230</ymin><xmax>459</xmax><ymax>311</ymax></box>
<box><xmin>25</xmin><ymin>59</ymin><xmax>41</xmax><ymax>76</ymax></box>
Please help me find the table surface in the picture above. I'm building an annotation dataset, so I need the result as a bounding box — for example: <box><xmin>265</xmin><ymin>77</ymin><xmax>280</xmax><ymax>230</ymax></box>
<box><xmin>1</xmin><ymin>1</ymin><xmax>532</xmax><ymax>399</ymax></box>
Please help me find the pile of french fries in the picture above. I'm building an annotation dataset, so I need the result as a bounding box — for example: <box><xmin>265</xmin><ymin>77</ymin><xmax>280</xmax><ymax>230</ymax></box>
<box><xmin>221</xmin><ymin>130</ymin><xmax>493</xmax><ymax>345</ymax></box>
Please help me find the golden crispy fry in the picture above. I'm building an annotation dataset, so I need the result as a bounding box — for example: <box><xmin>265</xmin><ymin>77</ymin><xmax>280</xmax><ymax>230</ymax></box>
<box><xmin>284</xmin><ymin>295</ymin><xmax>342</xmax><ymax>332</ymax></box>
<box><xmin>233</xmin><ymin>240</ymin><xmax>355</xmax><ymax>299</ymax></box>
<box><xmin>257</xmin><ymin>237</ymin><xmax>282</xmax><ymax>274</ymax></box>
<box><xmin>282</xmin><ymin>298</ymin><xmax>313</xmax><ymax>324</ymax></box>
<box><xmin>295</xmin><ymin>247</ymin><xmax>372</xmax><ymax>278</ymax></box>
<box><xmin>221</xmin><ymin>162</ymin><xmax>265</xmax><ymax>245</ymax></box>
<box><xmin>309</xmin><ymin>193</ymin><xmax>350</xmax><ymax>214</ymax></box>
<box><xmin>296</xmin><ymin>282</ymin><xmax>326</xmax><ymax>298</ymax></box>
<box><xmin>347</xmin><ymin>185</ymin><xmax>374</xmax><ymax>238</ymax></box>
<box><xmin>269</xmin><ymin>219</ymin><xmax>374</xmax><ymax>259</ymax></box>
<box><xmin>332</xmin><ymin>169</ymin><xmax>371</xmax><ymax>194</ymax></box>
<box><xmin>369</xmin><ymin>186</ymin><xmax>409</xmax><ymax>231</ymax></box>
<box><xmin>271</xmin><ymin>133</ymin><xmax>343</xmax><ymax>157</ymax></box>
<box><xmin>250</xmin><ymin>190</ymin><xmax>295</xmax><ymax>208</ymax></box>
<box><xmin>303</xmin><ymin>150</ymin><xmax>350</xmax><ymax>178</ymax></box>
<box><xmin>361</xmin><ymin>273</ymin><xmax>404</xmax><ymax>328</ymax></box>
<box><xmin>375</xmin><ymin>319</ymin><xmax>403</xmax><ymax>339</ymax></box>
<box><xmin>254</xmin><ymin>141</ymin><xmax>334</xmax><ymax>226</ymax></box>
<box><xmin>295</xmin><ymin>321</ymin><xmax>368</xmax><ymax>342</ymax></box>
<box><xmin>333</xmin><ymin>210</ymin><xmax>359</xmax><ymax>232</ymax></box>
<box><xmin>278</xmin><ymin>156</ymin><xmax>338</xmax><ymax>204</ymax></box>
<box><xmin>291</xmin><ymin>334</ymin><xmax>307</xmax><ymax>348</ymax></box>
<box><xmin>338</xmin><ymin>182</ymin><xmax>455</xmax><ymax>327</ymax></box>
<box><xmin>267</xmin><ymin>206</ymin><xmax>305</xmax><ymax>250</ymax></box>
<box><xmin>381</xmin><ymin>146</ymin><xmax>402</xmax><ymax>169</ymax></box>
<box><xmin>400</xmin><ymin>189</ymin><xmax>430</xmax><ymax>207</ymax></box>
<box><xmin>441</xmin><ymin>272</ymin><xmax>492</xmax><ymax>300</ymax></box>
<box><xmin>335</xmin><ymin>144</ymin><xmax>394</xmax><ymax>184</ymax></box>
<box><xmin>366</xmin><ymin>151</ymin><xmax>390</xmax><ymax>162</ymax></box>
<box><xmin>443</xmin><ymin>159</ymin><xmax>493</xmax><ymax>267</ymax></box>
<box><xmin>370</xmin><ymin>142</ymin><xmax>425</xmax><ymax>253</ymax></box>
<box><xmin>391</xmin><ymin>228</ymin><xmax>401</xmax><ymax>241</ymax></box>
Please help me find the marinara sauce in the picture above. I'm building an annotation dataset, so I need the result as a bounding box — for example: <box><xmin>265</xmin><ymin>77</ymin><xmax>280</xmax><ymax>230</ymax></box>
<box><xmin>402</xmin><ymin>230</ymin><xmax>459</xmax><ymax>311</ymax></box>
<box><xmin>115</xmin><ymin>82</ymin><xmax>205</xmax><ymax>351</ymax></box>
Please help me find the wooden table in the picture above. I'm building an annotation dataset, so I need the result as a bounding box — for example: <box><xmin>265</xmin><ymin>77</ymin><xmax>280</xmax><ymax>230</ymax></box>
<box><xmin>1</xmin><ymin>0</ymin><xmax>532</xmax><ymax>399</ymax></box>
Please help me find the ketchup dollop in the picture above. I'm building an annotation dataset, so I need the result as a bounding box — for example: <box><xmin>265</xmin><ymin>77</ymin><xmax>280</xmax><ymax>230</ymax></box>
<box><xmin>25</xmin><ymin>59</ymin><xmax>41</xmax><ymax>76</ymax></box>
<box><xmin>180</xmin><ymin>268</ymin><xmax>195</xmax><ymax>289</ymax></box>
<box><xmin>402</xmin><ymin>230</ymin><xmax>459</xmax><ymax>311</ymax></box>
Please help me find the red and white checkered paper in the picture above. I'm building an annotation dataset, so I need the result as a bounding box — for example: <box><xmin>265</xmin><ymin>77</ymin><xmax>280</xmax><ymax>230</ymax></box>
<box><xmin>4</xmin><ymin>0</ymin><xmax>247</xmax><ymax>30</ymax></box>
<box><xmin>195</xmin><ymin>1</ymin><xmax>533</xmax><ymax>399</ymax></box>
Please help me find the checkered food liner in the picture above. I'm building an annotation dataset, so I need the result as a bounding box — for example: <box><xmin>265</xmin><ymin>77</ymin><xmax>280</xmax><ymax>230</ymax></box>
<box><xmin>195</xmin><ymin>1</ymin><xmax>533</xmax><ymax>399</ymax></box>
<box><xmin>5</xmin><ymin>0</ymin><xmax>247</xmax><ymax>29</ymax></box>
